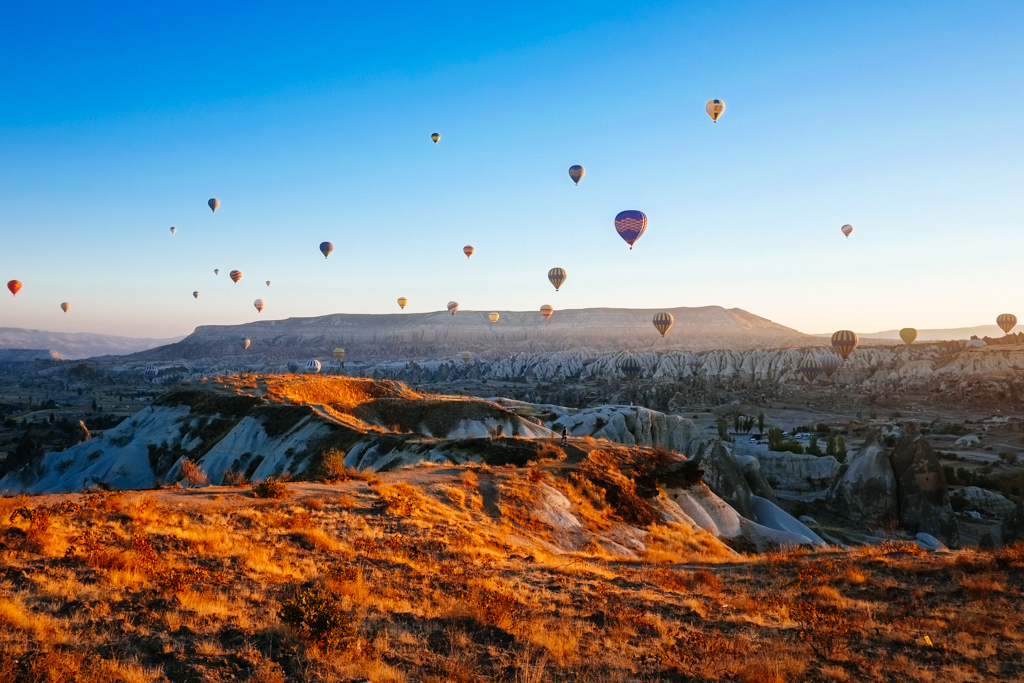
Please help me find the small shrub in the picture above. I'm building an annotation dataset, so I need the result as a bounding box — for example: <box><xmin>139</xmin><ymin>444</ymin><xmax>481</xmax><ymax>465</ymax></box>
<box><xmin>223</xmin><ymin>469</ymin><xmax>248</xmax><ymax>487</ymax></box>
<box><xmin>278</xmin><ymin>589</ymin><xmax>357</xmax><ymax>649</ymax></box>
<box><xmin>180</xmin><ymin>458</ymin><xmax>208</xmax><ymax>487</ymax></box>
<box><xmin>318</xmin><ymin>448</ymin><xmax>349</xmax><ymax>481</ymax></box>
<box><xmin>253</xmin><ymin>477</ymin><xmax>290</xmax><ymax>499</ymax></box>
<box><xmin>998</xmin><ymin>452</ymin><xmax>1019</xmax><ymax>466</ymax></box>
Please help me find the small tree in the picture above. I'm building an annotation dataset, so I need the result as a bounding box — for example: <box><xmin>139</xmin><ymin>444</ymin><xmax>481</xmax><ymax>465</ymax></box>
<box><xmin>757</xmin><ymin>411</ymin><xmax>765</xmax><ymax>435</ymax></box>
<box><xmin>733</xmin><ymin>409</ymin><xmax>742</xmax><ymax>435</ymax></box>
<box><xmin>807</xmin><ymin>436</ymin><xmax>822</xmax><ymax>456</ymax></box>
<box><xmin>180</xmin><ymin>458</ymin><xmax>208</xmax><ymax>487</ymax></box>
<box><xmin>826</xmin><ymin>434</ymin><xmax>837</xmax><ymax>456</ymax></box>
<box><xmin>836</xmin><ymin>436</ymin><xmax>848</xmax><ymax>462</ymax></box>
<box><xmin>716</xmin><ymin>417</ymin><xmax>734</xmax><ymax>443</ymax></box>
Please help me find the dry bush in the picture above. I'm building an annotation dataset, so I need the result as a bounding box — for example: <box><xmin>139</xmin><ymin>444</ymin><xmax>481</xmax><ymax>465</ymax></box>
<box><xmin>278</xmin><ymin>588</ymin><xmax>357</xmax><ymax>649</ymax></box>
<box><xmin>223</xmin><ymin>468</ymin><xmax>248</xmax><ymax>487</ymax></box>
<box><xmin>642</xmin><ymin>522</ymin><xmax>734</xmax><ymax>564</ymax></box>
<box><xmin>253</xmin><ymin>477</ymin><xmax>290</xmax><ymax>499</ymax></box>
<box><xmin>535</xmin><ymin>442</ymin><xmax>566</xmax><ymax>461</ymax></box>
<box><xmin>318</xmin><ymin>448</ymin><xmax>349</xmax><ymax>481</ymax></box>
<box><xmin>373</xmin><ymin>483</ymin><xmax>427</xmax><ymax>516</ymax></box>
<box><xmin>180</xmin><ymin>458</ymin><xmax>208</xmax><ymax>487</ymax></box>
<box><xmin>879</xmin><ymin>539</ymin><xmax>927</xmax><ymax>555</ymax></box>
<box><xmin>957</xmin><ymin>572</ymin><xmax>1005</xmax><ymax>602</ymax></box>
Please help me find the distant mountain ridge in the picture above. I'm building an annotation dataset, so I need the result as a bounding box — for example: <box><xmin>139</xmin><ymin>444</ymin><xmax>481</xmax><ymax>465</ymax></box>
<box><xmin>131</xmin><ymin>306</ymin><xmax>813</xmax><ymax>362</ymax></box>
<box><xmin>814</xmin><ymin>325</ymin><xmax>1007</xmax><ymax>342</ymax></box>
<box><xmin>0</xmin><ymin>327</ymin><xmax>183</xmax><ymax>360</ymax></box>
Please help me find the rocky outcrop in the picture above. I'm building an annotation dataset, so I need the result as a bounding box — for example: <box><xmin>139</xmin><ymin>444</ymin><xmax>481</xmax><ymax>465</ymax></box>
<box><xmin>695</xmin><ymin>440</ymin><xmax>757</xmax><ymax>519</ymax></box>
<box><xmin>889</xmin><ymin>434</ymin><xmax>959</xmax><ymax>545</ymax></box>
<box><xmin>1003</xmin><ymin>504</ymin><xmax>1024</xmax><ymax>545</ymax></box>
<box><xmin>747</xmin><ymin>449</ymin><xmax>841</xmax><ymax>492</ymax></box>
<box><xmin>734</xmin><ymin>453</ymin><xmax>778</xmax><ymax>503</ymax></box>
<box><xmin>950</xmin><ymin>486</ymin><xmax>1016</xmax><ymax>517</ymax></box>
<box><xmin>827</xmin><ymin>435</ymin><xmax>899</xmax><ymax>522</ymax></box>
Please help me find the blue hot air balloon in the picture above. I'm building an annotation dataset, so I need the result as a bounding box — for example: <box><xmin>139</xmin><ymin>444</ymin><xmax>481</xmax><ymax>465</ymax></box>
<box><xmin>614</xmin><ymin>210</ymin><xmax>647</xmax><ymax>249</ymax></box>
<box><xmin>319</xmin><ymin>242</ymin><xmax>334</xmax><ymax>259</ymax></box>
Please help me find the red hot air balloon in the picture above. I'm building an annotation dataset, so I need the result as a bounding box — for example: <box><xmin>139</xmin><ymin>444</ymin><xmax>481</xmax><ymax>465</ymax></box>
<box><xmin>841</xmin><ymin>224</ymin><xmax>853</xmax><ymax>238</ymax></box>
<box><xmin>230</xmin><ymin>270</ymin><xmax>242</xmax><ymax>283</ymax></box>
<box><xmin>447</xmin><ymin>301</ymin><xmax>459</xmax><ymax>315</ymax></box>
<box><xmin>463</xmin><ymin>245</ymin><xmax>474</xmax><ymax>258</ymax></box>
<box><xmin>254</xmin><ymin>299</ymin><xmax>265</xmax><ymax>313</ymax></box>
<box><xmin>7</xmin><ymin>280</ymin><xmax>22</xmax><ymax>296</ymax></box>
<box><xmin>614</xmin><ymin>210</ymin><xmax>647</xmax><ymax>249</ymax></box>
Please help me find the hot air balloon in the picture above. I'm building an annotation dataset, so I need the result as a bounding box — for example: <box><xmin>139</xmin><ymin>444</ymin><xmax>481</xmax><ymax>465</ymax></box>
<box><xmin>489</xmin><ymin>312</ymin><xmax>500</xmax><ymax>324</ymax></box>
<box><xmin>620</xmin><ymin>357</ymin><xmax>642</xmax><ymax>381</ymax></box>
<box><xmin>60</xmin><ymin>302</ymin><xmax>70</xmax><ymax>313</ymax></box>
<box><xmin>459</xmin><ymin>351</ymin><xmax>472</xmax><ymax>363</ymax></box>
<box><xmin>193</xmin><ymin>291</ymin><xmax>200</xmax><ymax>299</ymax></box>
<box><xmin>900</xmin><ymin>328</ymin><xmax>918</xmax><ymax>345</ymax></box>
<box><xmin>208</xmin><ymin>198</ymin><xmax>219</xmax><ymax>212</ymax></box>
<box><xmin>447</xmin><ymin>301</ymin><xmax>459</xmax><ymax>315</ymax></box>
<box><xmin>614</xmin><ymin>210</ymin><xmax>647</xmax><ymax>249</ymax></box>
<box><xmin>333</xmin><ymin>348</ymin><xmax>345</xmax><ymax>360</ymax></box>
<box><xmin>240</xmin><ymin>338</ymin><xmax>251</xmax><ymax>351</ymax></box>
<box><xmin>170</xmin><ymin>227</ymin><xmax>177</xmax><ymax>234</ymax></box>
<box><xmin>997</xmin><ymin>314</ymin><xmax>1017</xmax><ymax>334</ymax></box>
<box><xmin>431</xmin><ymin>132</ymin><xmax>440</xmax><ymax>144</ymax></box>
<box><xmin>230</xmin><ymin>270</ymin><xmax>242</xmax><ymax>283</ymax></box>
<box><xmin>705</xmin><ymin>99</ymin><xmax>725</xmax><ymax>122</ymax></box>
<box><xmin>463</xmin><ymin>245</ymin><xmax>474</xmax><ymax>258</ymax></box>
<box><xmin>287</xmin><ymin>360</ymin><xmax>301</xmax><ymax>374</ymax></box>
<box><xmin>831</xmin><ymin>330</ymin><xmax>859</xmax><ymax>360</ymax></box>
<box><xmin>306</xmin><ymin>359</ymin><xmax>321</xmax><ymax>374</ymax></box>
<box><xmin>653</xmin><ymin>312</ymin><xmax>674</xmax><ymax>337</ymax></box>
<box><xmin>841</xmin><ymin>224</ymin><xmax>853</xmax><ymax>238</ymax></box>
<box><xmin>266</xmin><ymin>281</ymin><xmax>271</xmax><ymax>287</ymax></box>
<box><xmin>397</xmin><ymin>297</ymin><xmax>408</xmax><ymax>309</ymax></box>
<box><xmin>144</xmin><ymin>364</ymin><xmax>158</xmax><ymax>378</ymax></box>
<box><xmin>548</xmin><ymin>267</ymin><xmax>566</xmax><ymax>291</ymax></box>
<box><xmin>254</xmin><ymin>299</ymin><xmax>265</xmax><ymax>313</ymax></box>
<box><xmin>214</xmin><ymin>269</ymin><xmax>220</xmax><ymax>275</ymax></box>
<box><xmin>568</xmin><ymin>165</ymin><xmax>585</xmax><ymax>185</ymax></box>
<box><xmin>319</xmin><ymin>242</ymin><xmax>333</xmax><ymax>259</ymax></box>
<box><xmin>820</xmin><ymin>354</ymin><xmax>841</xmax><ymax>378</ymax></box>
<box><xmin>7</xmin><ymin>280</ymin><xmax>22</xmax><ymax>296</ymax></box>
<box><xmin>540</xmin><ymin>305</ymin><xmax>553</xmax><ymax>320</ymax></box>
<box><xmin>799</xmin><ymin>357</ymin><xmax>822</xmax><ymax>382</ymax></box>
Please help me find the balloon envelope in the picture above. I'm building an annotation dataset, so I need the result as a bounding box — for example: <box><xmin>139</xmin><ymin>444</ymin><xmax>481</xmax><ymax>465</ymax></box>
<box><xmin>333</xmin><ymin>348</ymin><xmax>345</xmax><ymax>360</ymax></box>
<box><xmin>820</xmin><ymin>354</ymin><xmax>841</xmax><ymax>378</ymax></box>
<box><xmin>229</xmin><ymin>270</ymin><xmax>242</xmax><ymax>283</ymax></box>
<box><xmin>397</xmin><ymin>297</ymin><xmax>408</xmax><ymax>309</ymax></box>
<box><xmin>60</xmin><ymin>302</ymin><xmax>70</xmax><ymax>313</ymax></box>
<box><xmin>900</xmin><ymin>328</ymin><xmax>918</xmax><ymax>345</ymax></box>
<box><xmin>463</xmin><ymin>245</ymin><xmax>474</xmax><ymax>258</ymax></box>
<box><xmin>254</xmin><ymin>299</ymin><xmax>265</xmax><ymax>312</ymax></box>
<box><xmin>799</xmin><ymin>357</ymin><xmax>822</xmax><ymax>381</ymax></box>
<box><xmin>547</xmin><ymin>268</ymin><xmax>566</xmax><ymax>291</ymax></box>
<box><xmin>489</xmin><ymin>312</ymin><xmax>499</xmax><ymax>323</ymax></box>
<box><xmin>144</xmin><ymin>364</ymin><xmax>158</xmax><ymax>377</ymax></box>
<box><xmin>266</xmin><ymin>281</ymin><xmax>271</xmax><ymax>287</ymax></box>
<box><xmin>540</xmin><ymin>305</ymin><xmax>554</xmax><ymax>320</ymax></box>
<box><xmin>459</xmin><ymin>351</ymin><xmax>471</xmax><ymax>362</ymax></box>
<box><xmin>240</xmin><ymin>338</ymin><xmax>251</xmax><ymax>351</ymax></box>
<box><xmin>831</xmin><ymin>330</ymin><xmax>859</xmax><ymax>360</ymax></box>
<box><xmin>193</xmin><ymin>291</ymin><xmax>200</xmax><ymax>299</ymax></box>
<box><xmin>170</xmin><ymin>227</ymin><xmax>177</xmax><ymax>234</ymax></box>
<box><xmin>705</xmin><ymin>99</ymin><xmax>725</xmax><ymax>122</ymax></box>
<box><xmin>620</xmin><ymin>357</ymin><xmax>642</xmax><ymax>381</ymax></box>
<box><xmin>287</xmin><ymin>360</ymin><xmax>301</xmax><ymax>373</ymax></box>
<box><xmin>614</xmin><ymin>210</ymin><xmax>647</xmax><ymax>249</ymax></box>
<box><xmin>653</xmin><ymin>312</ymin><xmax>674</xmax><ymax>337</ymax></box>
<box><xmin>208</xmin><ymin>198</ymin><xmax>219</xmax><ymax>212</ymax></box>
<box><xmin>7</xmin><ymin>280</ymin><xmax>22</xmax><ymax>296</ymax></box>
<box><xmin>841</xmin><ymin>224</ymin><xmax>853</xmax><ymax>237</ymax></box>
<box><xmin>319</xmin><ymin>242</ymin><xmax>334</xmax><ymax>258</ymax></box>
<box><xmin>431</xmin><ymin>132</ymin><xmax>440</xmax><ymax>144</ymax></box>
<box><xmin>447</xmin><ymin>301</ymin><xmax>459</xmax><ymax>315</ymax></box>
<box><xmin>214</xmin><ymin>269</ymin><xmax>220</xmax><ymax>275</ymax></box>
<box><xmin>568</xmin><ymin>165</ymin><xmax>584</xmax><ymax>185</ymax></box>
<box><xmin>997</xmin><ymin>314</ymin><xmax>1017</xmax><ymax>334</ymax></box>
<box><xmin>305</xmin><ymin>359</ymin><xmax>321</xmax><ymax>374</ymax></box>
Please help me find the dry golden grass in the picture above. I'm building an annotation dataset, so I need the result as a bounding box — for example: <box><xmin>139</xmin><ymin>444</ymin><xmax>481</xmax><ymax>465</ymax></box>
<box><xmin>2</xmin><ymin>471</ymin><xmax>1024</xmax><ymax>682</ymax></box>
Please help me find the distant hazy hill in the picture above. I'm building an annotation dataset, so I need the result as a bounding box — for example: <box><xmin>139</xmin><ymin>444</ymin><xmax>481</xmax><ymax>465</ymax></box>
<box><xmin>130</xmin><ymin>306</ymin><xmax>813</xmax><ymax>362</ymax></box>
<box><xmin>814</xmin><ymin>325</ymin><xmax>1006</xmax><ymax>342</ymax></box>
<box><xmin>0</xmin><ymin>327</ymin><xmax>183</xmax><ymax>360</ymax></box>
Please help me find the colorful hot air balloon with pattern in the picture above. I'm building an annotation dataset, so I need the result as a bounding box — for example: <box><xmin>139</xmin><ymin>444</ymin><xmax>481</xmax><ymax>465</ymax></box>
<box><xmin>240</xmin><ymin>338</ymin><xmax>250</xmax><ymax>351</ymax></box>
<box><xmin>614</xmin><ymin>210</ymin><xmax>647</xmax><ymax>249</ymax></box>
<box><xmin>568</xmin><ymin>165</ymin><xmax>585</xmax><ymax>185</ymax></box>
<box><xmin>447</xmin><ymin>301</ymin><xmax>459</xmax><ymax>315</ymax></box>
<box><xmin>548</xmin><ymin>267</ymin><xmax>566</xmax><ymax>291</ymax></box>
<box><xmin>397</xmin><ymin>297</ymin><xmax>408</xmax><ymax>309</ymax></box>
<box><xmin>459</xmin><ymin>351</ymin><xmax>472</xmax><ymax>363</ymax></box>
<box><xmin>900</xmin><ymin>328</ymin><xmax>918</xmax><ymax>345</ymax></box>
<box><xmin>170</xmin><ymin>227</ymin><xmax>177</xmax><ymax>234</ymax></box>
<box><xmin>60</xmin><ymin>302</ymin><xmax>71</xmax><ymax>313</ymax></box>
<box><xmin>653</xmin><ymin>312</ymin><xmax>674</xmax><ymax>337</ymax></box>
<box><xmin>144</xmin><ymin>364</ymin><xmax>158</xmax><ymax>378</ymax></box>
<box><xmin>254</xmin><ymin>299</ymin><xmax>265</xmax><ymax>313</ymax></box>
<box><xmin>230</xmin><ymin>270</ymin><xmax>242</xmax><ymax>283</ymax></box>
<box><xmin>540</xmin><ymin>305</ymin><xmax>553</xmax><ymax>320</ymax></box>
<box><xmin>214</xmin><ymin>269</ymin><xmax>220</xmax><ymax>275</ymax></box>
<box><xmin>841</xmin><ymin>224</ymin><xmax>853</xmax><ymax>238</ymax></box>
<box><xmin>489</xmin><ymin>312</ymin><xmax>500</xmax><ymax>324</ymax></box>
<box><xmin>208</xmin><ymin>198</ymin><xmax>219</xmax><ymax>212</ymax></box>
<box><xmin>997</xmin><ymin>314</ymin><xmax>1017</xmax><ymax>334</ymax></box>
<box><xmin>333</xmin><ymin>348</ymin><xmax>345</xmax><ymax>360</ymax></box>
<box><xmin>319</xmin><ymin>242</ymin><xmax>333</xmax><ymax>259</ymax></box>
<box><xmin>799</xmin><ymin>357</ymin><xmax>822</xmax><ymax>382</ymax></box>
<box><xmin>463</xmin><ymin>245</ymin><xmax>474</xmax><ymax>258</ymax></box>
<box><xmin>431</xmin><ymin>132</ymin><xmax>440</xmax><ymax>144</ymax></box>
<box><xmin>620</xmin><ymin>357</ymin><xmax>642</xmax><ymax>381</ymax></box>
<box><xmin>7</xmin><ymin>280</ymin><xmax>22</xmax><ymax>296</ymax></box>
<box><xmin>193</xmin><ymin>291</ymin><xmax>200</xmax><ymax>299</ymax></box>
<box><xmin>831</xmin><ymin>330</ymin><xmax>859</xmax><ymax>360</ymax></box>
<box><xmin>705</xmin><ymin>99</ymin><xmax>725</xmax><ymax>122</ymax></box>
<box><xmin>306</xmin><ymin>359</ymin><xmax>321</xmax><ymax>374</ymax></box>
<box><xmin>820</xmin><ymin>354</ymin><xmax>841</xmax><ymax>378</ymax></box>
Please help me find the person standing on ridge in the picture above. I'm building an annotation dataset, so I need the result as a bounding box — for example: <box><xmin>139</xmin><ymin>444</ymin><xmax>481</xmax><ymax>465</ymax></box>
<box><xmin>561</xmin><ymin>427</ymin><xmax>568</xmax><ymax>446</ymax></box>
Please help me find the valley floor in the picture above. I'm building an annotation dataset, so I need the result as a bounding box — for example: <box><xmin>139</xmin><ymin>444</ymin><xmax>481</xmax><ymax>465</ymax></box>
<box><xmin>2</xmin><ymin>470</ymin><xmax>1023</xmax><ymax>683</ymax></box>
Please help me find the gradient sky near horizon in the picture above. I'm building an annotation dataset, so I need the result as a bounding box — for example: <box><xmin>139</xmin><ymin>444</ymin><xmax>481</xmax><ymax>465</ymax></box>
<box><xmin>1</xmin><ymin>1</ymin><xmax>1022</xmax><ymax>339</ymax></box>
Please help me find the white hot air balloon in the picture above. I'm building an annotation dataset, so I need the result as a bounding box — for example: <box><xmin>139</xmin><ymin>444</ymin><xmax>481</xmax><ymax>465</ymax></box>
<box><xmin>305</xmin><ymin>359</ymin><xmax>322</xmax><ymax>374</ymax></box>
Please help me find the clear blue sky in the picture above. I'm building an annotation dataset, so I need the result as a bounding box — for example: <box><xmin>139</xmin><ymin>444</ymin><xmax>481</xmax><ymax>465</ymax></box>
<box><xmin>1</xmin><ymin>1</ymin><xmax>1021</xmax><ymax>338</ymax></box>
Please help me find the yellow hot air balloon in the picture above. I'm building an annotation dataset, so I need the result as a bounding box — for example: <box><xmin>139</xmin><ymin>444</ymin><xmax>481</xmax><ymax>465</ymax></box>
<box><xmin>397</xmin><ymin>297</ymin><xmax>408</xmax><ymax>309</ymax></box>
<box><xmin>459</xmin><ymin>351</ymin><xmax>471</xmax><ymax>362</ymax></box>
<box><xmin>831</xmin><ymin>330</ymin><xmax>859</xmax><ymax>360</ymax></box>
<box><xmin>60</xmin><ymin>302</ymin><xmax>71</xmax><ymax>313</ymax></box>
<box><xmin>431</xmin><ymin>132</ymin><xmax>440</xmax><ymax>144</ymax></box>
<box><xmin>548</xmin><ymin>268</ymin><xmax>566</xmax><ymax>291</ymax></box>
<box><xmin>540</xmin><ymin>305</ymin><xmax>553</xmax><ymax>320</ymax></box>
<box><xmin>489</xmin><ymin>312</ymin><xmax>499</xmax><ymax>324</ymax></box>
<box><xmin>653</xmin><ymin>312</ymin><xmax>674</xmax><ymax>337</ymax></box>
<box><xmin>900</xmin><ymin>328</ymin><xmax>918</xmax><ymax>345</ymax></box>
<box><xmin>997</xmin><ymin>314</ymin><xmax>1017</xmax><ymax>334</ymax></box>
<box><xmin>333</xmin><ymin>348</ymin><xmax>346</xmax><ymax>360</ymax></box>
<box><xmin>705</xmin><ymin>99</ymin><xmax>725</xmax><ymax>122</ymax></box>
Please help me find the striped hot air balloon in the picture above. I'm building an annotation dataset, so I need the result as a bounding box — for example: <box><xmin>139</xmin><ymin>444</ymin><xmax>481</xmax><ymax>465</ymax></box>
<box><xmin>319</xmin><ymin>242</ymin><xmax>333</xmax><ymax>258</ymax></box>
<box><xmin>7</xmin><ymin>280</ymin><xmax>22</xmax><ymax>296</ymax></box>
<box><xmin>653</xmin><ymin>312</ymin><xmax>674</xmax><ymax>337</ymax></box>
<box><xmin>397</xmin><ymin>297</ymin><xmax>408</xmax><ymax>309</ymax></box>
<box><xmin>489</xmin><ymin>312</ymin><xmax>500</xmax><ymax>324</ymax></box>
<box><xmin>333</xmin><ymin>348</ymin><xmax>345</xmax><ymax>360</ymax></box>
<box><xmin>305</xmin><ymin>359</ymin><xmax>321</xmax><ymax>374</ymax></box>
<box><xmin>831</xmin><ymin>330</ymin><xmax>859</xmax><ymax>360</ymax></box>
<box><xmin>705</xmin><ymin>99</ymin><xmax>725</xmax><ymax>122</ymax></box>
<box><xmin>144</xmin><ymin>364</ymin><xmax>158</xmax><ymax>378</ymax></box>
<box><xmin>431</xmin><ymin>132</ymin><xmax>440</xmax><ymax>144</ymax></box>
<box><xmin>447</xmin><ymin>301</ymin><xmax>459</xmax><ymax>315</ymax></box>
<box><xmin>254</xmin><ymin>299</ymin><xmax>265</xmax><ymax>313</ymax></box>
<box><xmin>208</xmin><ymin>198</ymin><xmax>219</xmax><ymax>212</ymax></box>
<box><xmin>620</xmin><ymin>357</ymin><xmax>642</xmax><ymax>381</ymax></box>
<box><xmin>60</xmin><ymin>302</ymin><xmax>71</xmax><ymax>313</ymax></box>
<box><xmin>614</xmin><ymin>210</ymin><xmax>647</xmax><ymax>249</ymax></box>
<box><xmin>459</xmin><ymin>351</ymin><xmax>472</xmax><ymax>363</ymax></box>
<box><xmin>820</xmin><ymin>354</ymin><xmax>841</xmax><ymax>378</ymax></box>
<box><xmin>997</xmin><ymin>314</ymin><xmax>1017</xmax><ymax>334</ymax></box>
<box><xmin>540</xmin><ymin>305</ymin><xmax>553</xmax><ymax>320</ymax></box>
<box><xmin>463</xmin><ymin>245</ymin><xmax>474</xmax><ymax>258</ymax></box>
<box><xmin>900</xmin><ymin>328</ymin><xmax>918</xmax><ymax>345</ymax></box>
<box><xmin>568</xmin><ymin>165</ymin><xmax>584</xmax><ymax>185</ymax></box>
<box><xmin>230</xmin><ymin>270</ymin><xmax>242</xmax><ymax>283</ymax></box>
<box><xmin>841</xmin><ymin>224</ymin><xmax>853</xmax><ymax>238</ymax></box>
<box><xmin>548</xmin><ymin>268</ymin><xmax>566</xmax><ymax>291</ymax></box>
<box><xmin>799</xmin><ymin>357</ymin><xmax>822</xmax><ymax>382</ymax></box>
